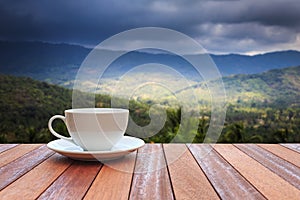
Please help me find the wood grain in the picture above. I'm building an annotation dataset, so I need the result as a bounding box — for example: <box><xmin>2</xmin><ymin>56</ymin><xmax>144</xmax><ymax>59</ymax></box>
<box><xmin>164</xmin><ymin>144</ymin><xmax>220</xmax><ymax>200</ymax></box>
<box><xmin>0</xmin><ymin>144</ymin><xmax>18</xmax><ymax>154</ymax></box>
<box><xmin>214</xmin><ymin>144</ymin><xmax>300</xmax><ymax>200</ymax></box>
<box><xmin>0</xmin><ymin>144</ymin><xmax>41</xmax><ymax>167</ymax></box>
<box><xmin>235</xmin><ymin>144</ymin><xmax>300</xmax><ymax>190</ymax></box>
<box><xmin>0</xmin><ymin>145</ymin><xmax>54</xmax><ymax>190</ymax></box>
<box><xmin>84</xmin><ymin>152</ymin><xmax>136</xmax><ymax>200</ymax></box>
<box><xmin>189</xmin><ymin>144</ymin><xmax>265</xmax><ymax>200</ymax></box>
<box><xmin>281</xmin><ymin>143</ymin><xmax>300</xmax><ymax>153</ymax></box>
<box><xmin>0</xmin><ymin>154</ymin><xmax>73</xmax><ymax>199</ymax></box>
<box><xmin>37</xmin><ymin>161</ymin><xmax>102</xmax><ymax>200</ymax></box>
<box><xmin>258</xmin><ymin>144</ymin><xmax>300</xmax><ymax>168</ymax></box>
<box><xmin>0</xmin><ymin>143</ymin><xmax>299</xmax><ymax>199</ymax></box>
<box><xmin>129</xmin><ymin>144</ymin><xmax>174</xmax><ymax>200</ymax></box>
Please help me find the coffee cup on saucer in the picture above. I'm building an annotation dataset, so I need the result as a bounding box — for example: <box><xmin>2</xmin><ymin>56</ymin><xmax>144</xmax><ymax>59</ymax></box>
<box><xmin>48</xmin><ymin>108</ymin><xmax>129</xmax><ymax>151</ymax></box>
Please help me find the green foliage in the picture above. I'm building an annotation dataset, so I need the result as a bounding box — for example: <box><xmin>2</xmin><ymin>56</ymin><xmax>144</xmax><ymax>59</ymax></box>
<box><xmin>0</xmin><ymin>74</ymin><xmax>118</xmax><ymax>143</ymax></box>
<box><xmin>0</xmin><ymin>74</ymin><xmax>72</xmax><ymax>142</ymax></box>
<box><xmin>1</xmin><ymin>65</ymin><xmax>300</xmax><ymax>144</ymax></box>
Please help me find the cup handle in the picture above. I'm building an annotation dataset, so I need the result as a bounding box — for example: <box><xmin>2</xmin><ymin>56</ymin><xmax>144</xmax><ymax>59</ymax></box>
<box><xmin>48</xmin><ymin>115</ymin><xmax>72</xmax><ymax>141</ymax></box>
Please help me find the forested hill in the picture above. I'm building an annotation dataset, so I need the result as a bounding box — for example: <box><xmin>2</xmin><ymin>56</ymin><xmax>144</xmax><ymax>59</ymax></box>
<box><xmin>222</xmin><ymin>65</ymin><xmax>300</xmax><ymax>108</ymax></box>
<box><xmin>0</xmin><ymin>74</ymin><xmax>112</xmax><ymax>143</ymax></box>
<box><xmin>1</xmin><ymin>65</ymin><xmax>300</xmax><ymax>143</ymax></box>
<box><xmin>0</xmin><ymin>74</ymin><xmax>72</xmax><ymax>142</ymax></box>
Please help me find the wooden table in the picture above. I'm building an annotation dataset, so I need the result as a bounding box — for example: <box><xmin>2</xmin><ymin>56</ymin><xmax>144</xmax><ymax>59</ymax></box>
<box><xmin>0</xmin><ymin>143</ymin><xmax>299</xmax><ymax>200</ymax></box>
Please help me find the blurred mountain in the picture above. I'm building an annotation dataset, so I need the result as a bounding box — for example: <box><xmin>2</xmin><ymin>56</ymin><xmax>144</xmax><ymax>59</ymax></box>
<box><xmin>222</xmin><ymin>65</ymin><xmax>300</xmax><ymax>107</ymax></box>
<box><xmin>1</xmin><ymin>41</ymin><xmax>300</xmax><ymax>87</ymax></box>
<box><xmin>0</xmin><ymin>41</ymin><xmax>89</xmax><ymax>86</ymax></box>
<box><xmin>1</xmin><ymin>65</ymin><xmax>300</xmax><ymax>143</ymax></box>
<box><xmin>211</xmin><ymin>51</ymin><xmax>300</xmax><ymax>75</ymax></box>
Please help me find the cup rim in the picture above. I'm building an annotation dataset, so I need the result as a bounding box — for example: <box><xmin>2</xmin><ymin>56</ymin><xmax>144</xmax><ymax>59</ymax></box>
<box><xmin>65</xmin><ymin>108</ymin><xmax>129</xmax><ymax>114</ymax></box>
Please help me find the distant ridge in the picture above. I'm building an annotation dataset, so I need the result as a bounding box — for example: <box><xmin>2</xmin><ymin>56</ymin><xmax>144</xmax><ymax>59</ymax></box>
<box><xmin>211</xmin><ymin>50</ymin><xmax>300</xmax><ymax>75</ymax></box>
<box><xmin>0</xmin><ymin>41</ymin><xmax>300</xmax><ymax>87</ymax></box>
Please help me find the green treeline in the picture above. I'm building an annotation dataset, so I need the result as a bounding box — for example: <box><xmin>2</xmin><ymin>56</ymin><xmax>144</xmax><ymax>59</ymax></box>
<box><xmin>0</xmin><ymin>74</ymin><xmax>72</xmax><ymax>143</ymax></box>
<box><xmin>0</xmin><ymin>68</ymin><xmax>300</xmax><ymax>143</ymax></box>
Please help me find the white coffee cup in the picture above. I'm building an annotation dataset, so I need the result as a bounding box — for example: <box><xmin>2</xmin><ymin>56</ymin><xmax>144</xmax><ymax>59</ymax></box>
<box><xmin>48</xmin><ymin>108</ymin><xmax>129</xmax><ymax>151</ymax></box>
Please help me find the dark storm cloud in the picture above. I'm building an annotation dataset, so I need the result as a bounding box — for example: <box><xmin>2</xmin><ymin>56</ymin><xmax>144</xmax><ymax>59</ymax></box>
<box><xmin>196</xmin><ymin>0</ymin><xmax>300</xmax><ymax>27</ymax></box>
<box><xmin>0</xmin><ymin>0</ymin><xmax>299</xmax><ymax>54</ymax></box>
<box><xmin>0</xmin><ymin>0</ymin><xmax>136</xmax><ymax>43</ymax></box>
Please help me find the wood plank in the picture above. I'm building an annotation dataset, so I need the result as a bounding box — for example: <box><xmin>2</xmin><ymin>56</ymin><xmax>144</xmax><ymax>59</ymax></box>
<box><xmin>235</xmin><ymin>144</ymin><xmax>300</xmax><ymax>190</ymax></box>
<box><xmin>164</xmin><ymin>144</ymin><xmax>219</xmax><ymax>200</ymax></box>
<box><xmin>37</xmin><ymin>161</ymin><xmax>102</xmax><ymax>200</ymax></box>
<box><xmin>189</xmin><ymin>144</ymin><xmax>265</xmax><ymax>200</ymax></box>
<box><xmin>129</xmin><ymin>144</ymin><xmax>174</xmax><ymax>200</ymax></box>
<box><xmin>84</xmin><ymin>152</ymin><xmax>136</xmax><ymax>200</ymax></box>
<box><xmin>0</xmin><ymin>144</ymin><xmax>41</xmax><ymax>168</ymax></box>
<box><xmin>0</xmin><ymin>145</ymin><xmax>54</xmax><ymax>191</ymax></box>
<box><xmin>258</xmin><ymin>144</ymin><xmax>300</xmax><ymax>168</ymax></box>
<box><xmin>281</xmin><ymin>143</ymin><xmax>300</xmax><ymax>154</ymax></box>
<box><xmin>0</xmin><ymin>154</ymin><xmax>73</xmax><ymax>199</ymax></box>
<box><xmin>0</xmin><ymin>144</ymin><xmax>18</xmax><ymax>154</ymax></box>
<box><xmin>214</xmin><ymin>144</ymin><xmax>300</xmax><ymax>200</ymax></box>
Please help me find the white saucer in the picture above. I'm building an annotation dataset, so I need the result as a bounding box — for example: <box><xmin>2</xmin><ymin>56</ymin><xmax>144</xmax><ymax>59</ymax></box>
<box><xmin>47</xmin><ymin>136</ymin><xmax>145</xmax><ymax>161</ymax></box>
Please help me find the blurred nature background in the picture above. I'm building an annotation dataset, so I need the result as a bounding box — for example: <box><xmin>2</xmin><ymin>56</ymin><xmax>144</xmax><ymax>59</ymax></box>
<box><xmin>1</xmin><ymin>0</ymin><xmax>300</xmax><ymax>143</ymax></box>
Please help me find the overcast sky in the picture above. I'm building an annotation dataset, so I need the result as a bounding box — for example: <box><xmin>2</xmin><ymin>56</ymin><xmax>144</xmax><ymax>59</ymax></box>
<box><xmin>0</xmin><ymin>0</ymin><xmax>300</xmax><ymax>55</ymax></box>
